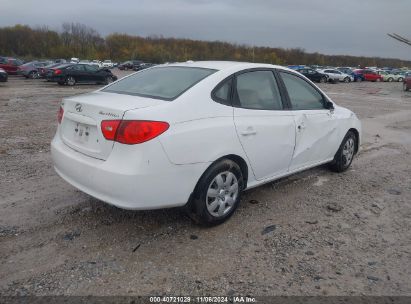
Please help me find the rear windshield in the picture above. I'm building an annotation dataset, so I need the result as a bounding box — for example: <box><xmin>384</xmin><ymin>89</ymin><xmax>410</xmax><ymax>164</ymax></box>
<box><xmin>103</xmin><ymin>66</ymin><xmax>217</xmax><ymax>100</ymax></box>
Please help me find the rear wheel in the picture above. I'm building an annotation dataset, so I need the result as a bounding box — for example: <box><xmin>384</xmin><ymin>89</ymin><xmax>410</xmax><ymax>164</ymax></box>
<box><xmin>344</xmin><ymin>77</ymin><xmax>350</xmax><ymax>83</ymax></box>
<box><xmin>404</xmin><ymin>83</ymin><xmax>409</xmax><ymax>92</ymax></box>
<box><xmin>104</xmin><ymin>76</ymin><xmax>113</xmax><ymax>85</ymax></box>
<box><xmin>66</xmin><ymin>76</ymin><xmax>76</xmax><ymax>86</ymax></box>
<box><xmin>57</xmin><ymin>81</ymin><xmax>65</xmax><ymax>86</ymax></box>
<box><xmin>319</xmin><ymin>77</ymin><xmax>327</xmax><ymax>83</ymax></box>
<box><xmin>398</xmin><ymin>77</ymin><xmax>404</xmax><ymax>82</ymax></box>
<box><xmin>329</xmin><ymin>131</ymin><xmax>357</xmax><ymax>173</ymax></box>
<box><xmin>186</xmin><ymin>159</ymin><xmax>244</xmax><ymax>226</ymax></box>
<box><xmin>388</xmin><ymin>77</ymin><xmax>393</xmax><ymax>82</ymax></box>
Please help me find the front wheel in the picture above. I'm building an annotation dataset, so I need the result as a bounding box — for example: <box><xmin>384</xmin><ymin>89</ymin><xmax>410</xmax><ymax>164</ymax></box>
<box><xmin>329</xmin><ymin>131</ymin><xmax>357</xmax><ymax>173</ymax></box>
<box><xmin>29</xmin><ymin>71</ymin><xmax>39</xmax><ymax>79</ymax></box>
<box><xmin>344</xmin><ymin>77</ymin><xmax>350</xmax><ymax>83</ymax></box>
<box><xmin>186</xmin><ymin>159</ymin><xmax>244</xmax><ymax>226</ymax></box>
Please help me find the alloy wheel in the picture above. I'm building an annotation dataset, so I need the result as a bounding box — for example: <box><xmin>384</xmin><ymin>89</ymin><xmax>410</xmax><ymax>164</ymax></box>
<box><xmin>66</xmin><ymin>76</ymin><xmax>76</xmax><ymax>86</ymax></box>
<box><xmin>342</xmin><ymin>138</ymin><xmax>355</xmax><ymax>167</ymax></box>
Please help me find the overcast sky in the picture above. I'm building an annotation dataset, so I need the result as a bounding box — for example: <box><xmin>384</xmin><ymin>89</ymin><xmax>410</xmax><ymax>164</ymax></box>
<box><xmin>1</xmin><ymin>0</ymin><xmax>411</xmax><ymax>60</ymax></box>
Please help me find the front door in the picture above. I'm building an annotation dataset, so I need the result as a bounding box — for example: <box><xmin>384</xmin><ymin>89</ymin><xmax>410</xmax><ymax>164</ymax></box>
<box><xmin>278</xmin><ymin>71</ymin><xmax>340</xmax><ymax>172</ymax></box>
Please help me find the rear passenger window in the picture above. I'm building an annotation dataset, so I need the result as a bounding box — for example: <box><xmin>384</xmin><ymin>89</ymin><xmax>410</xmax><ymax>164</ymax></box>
<box><xmin>280</xmin><ymin>72</ymin><xmax>325</xmax><ymax>110</ymax></box>
<box><xmin>213</xmin><ymin>78</ymin><xmax>232</xmax><ymax>105</ymax></box>
<box><xmin>235</xmin><ymin>71</ymin><xmax>283</xmax><ymax>110</ymax></box>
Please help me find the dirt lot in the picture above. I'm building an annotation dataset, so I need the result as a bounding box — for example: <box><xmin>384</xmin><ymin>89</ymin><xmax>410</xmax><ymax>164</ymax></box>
<box><xmin>0</xmin><ymin>70</ymin><xmax>410</xmax><ymax>296</ymax></box>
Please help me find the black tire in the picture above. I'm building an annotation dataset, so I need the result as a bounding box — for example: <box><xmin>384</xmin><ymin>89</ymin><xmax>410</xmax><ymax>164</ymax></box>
<box><xmin>398</xmin><ymin>77</ymin><xmax>404</xmax><ymax>82</ymax></box>
<box><xmin>388</xmin><ymin>77</ymin><xmax>393</xmax><ymax>82</ymax></box>
<box><xmin>66</xmin><ymin>76</ymin><xmax>76</xmax><ymax>86</ymax></box>
<box><xmin>185</xmin><ymin>159</ymin><xmax>244</xmax><ymax>226</ymax></box>
<box><xmin>57</xmin><ymin>81</ymin><xmax>65</xmax><ymax>86</ymax></box>
<box><xmin>319</xmin><ymin>77</ymin><xmax>327</xmax><ymax>83</ymax></box>
<box><xmin>344</xmin><ymin>77</ymin><xmax>350</xmax><ymax>83</ymax></box>
<box><xmin>329</xmin><ymin>131</ymin><xmax>357</xmax><ymax>173</ymax></box>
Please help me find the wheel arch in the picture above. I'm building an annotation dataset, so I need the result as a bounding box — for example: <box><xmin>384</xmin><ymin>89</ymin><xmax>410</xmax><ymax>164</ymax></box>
<box><xmin>192</xmin><ymin>154</ymin><xmax>249</xmax><ymax>198</ymax></box>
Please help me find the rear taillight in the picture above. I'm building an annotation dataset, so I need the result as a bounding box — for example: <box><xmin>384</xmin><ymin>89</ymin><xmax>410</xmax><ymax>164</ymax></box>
<box><xmin>54</xmin><ymin>69</ymin><xmax>62</xmax><ymax>75</ymax></box>
<box><xmin>57</xmin><ymin>106</ymin><xmax>64</xmax><ymax>124</ymax></box>
<box><xmin>101</xmin><ymin>120</ymin><xmax>121</xmax><ymax>141</ymax></box>
<box><xmin>101</xmin><ymin>120</ymin><xmax>169</xmax><ymax>145</ymax></box>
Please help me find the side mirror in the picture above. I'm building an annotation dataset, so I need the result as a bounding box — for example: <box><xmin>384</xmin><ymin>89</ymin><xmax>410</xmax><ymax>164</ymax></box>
<box><xmin>324</xmin><ymin>100</ymin><xmax>334</xmax><ymax>110</ymax></box>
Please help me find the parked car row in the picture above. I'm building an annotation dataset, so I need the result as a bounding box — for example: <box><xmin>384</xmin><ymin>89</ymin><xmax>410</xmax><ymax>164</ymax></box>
<box><xmin>291</xmin><ymin>65</ymin><xmax>410</xmax><ymax>84</ymax></box>
<box><xmin>0</xmin><ymin>56</ymin><xmax>119</xmax><ymax>86</ymax></box>
<box><xmin>118</xmin><ymin>60</ymin><xmax>156</xmax><ymax>71</ymax></box>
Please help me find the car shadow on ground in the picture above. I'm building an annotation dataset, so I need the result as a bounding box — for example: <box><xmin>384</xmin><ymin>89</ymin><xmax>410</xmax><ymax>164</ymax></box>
<box><xmin>58</xmin><ymin>163</ymin><xmax>332</xmax><ymax>234</ymax></box>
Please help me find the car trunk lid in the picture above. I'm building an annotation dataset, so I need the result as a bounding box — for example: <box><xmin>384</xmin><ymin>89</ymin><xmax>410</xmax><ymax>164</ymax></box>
<box><xmin>59</xmin><ymin>91</ymin><xmax>165</xmax><ymax>160</ymax></box>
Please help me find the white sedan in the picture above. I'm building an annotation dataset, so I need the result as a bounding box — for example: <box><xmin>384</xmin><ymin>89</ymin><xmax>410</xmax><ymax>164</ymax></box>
<box><xmin>318</xmin><ymin>69</ymin><xmax>354</xmax><ymax>83</ymax></box>
<box><xmin>102</xmin><ymin>60</ymin><xmax>114</xmax><ymax>68</ymax></box>
<box><xmin>51</xmin><ymin>61</ymin><xmax>361</xmax><ymax>225</ymax></box>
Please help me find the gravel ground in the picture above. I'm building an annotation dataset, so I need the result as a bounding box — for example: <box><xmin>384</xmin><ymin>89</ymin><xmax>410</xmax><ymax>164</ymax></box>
<box><xmin>0</xmin><ymin>70</ymin><xmax>410</xmax><ymax>296</ymax></box>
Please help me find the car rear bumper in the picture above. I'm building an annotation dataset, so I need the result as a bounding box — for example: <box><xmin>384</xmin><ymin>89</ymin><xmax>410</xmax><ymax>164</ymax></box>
<box><xmin>51</xmin><ymin>133</ymin><xmax>208</xmax><ymax>210</ymax></box>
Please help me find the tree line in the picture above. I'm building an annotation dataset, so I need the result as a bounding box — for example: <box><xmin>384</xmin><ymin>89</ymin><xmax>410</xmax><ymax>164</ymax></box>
<box><xmin>0</xmin><ymin>23</ymin><xmax>410</xmax><ymax>68</ymax></box>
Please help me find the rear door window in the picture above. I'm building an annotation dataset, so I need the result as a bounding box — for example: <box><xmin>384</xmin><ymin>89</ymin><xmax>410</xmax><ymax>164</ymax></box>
<box><xmin>235</xmin><ymin>70</ymin><xmax>283</xmax><ymax>110</ymax></box>
<box><xmin>85</xmin><ymin>65</ymin><xmax>98</xmax><ymax>72</ymax></box>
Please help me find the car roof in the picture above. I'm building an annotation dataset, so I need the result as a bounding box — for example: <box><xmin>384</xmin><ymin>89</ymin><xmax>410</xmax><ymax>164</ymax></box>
<box><xmin>162</xmin><ymin>61</ymin><xmax>292</xmax><ymax>73</ymax></box>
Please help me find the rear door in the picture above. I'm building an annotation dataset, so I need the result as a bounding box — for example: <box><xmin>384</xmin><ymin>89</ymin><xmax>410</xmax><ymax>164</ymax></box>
<box><xmin>9</xmin><ymin>59</ymin><xmax>22</xmax><ymax>73</ymax></box>
<box><xmin>84</xmin><ymin>64</ymin><xmax>102</xmax><ymax>82</ymax></box>
<box><xmin>233</xmin><ymin>69</ymin><xmax>296</xmax><ymax>180</ymax></box>
<box><xmin>278</xmin><ymin>71</ymin><xmax>340</xmax><ymax>171</ymax></box>
<box><xmin>67</xmin><ymin>64</ymin><xmax>87</xmax><ymax>82</ymax></box>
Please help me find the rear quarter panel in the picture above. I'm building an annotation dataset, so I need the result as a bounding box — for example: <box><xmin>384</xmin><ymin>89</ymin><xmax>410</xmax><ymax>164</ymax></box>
<box><xmin>121</xmin><ymin>68</ymin><xmax>250</xmax><ymax>166</ymax></box>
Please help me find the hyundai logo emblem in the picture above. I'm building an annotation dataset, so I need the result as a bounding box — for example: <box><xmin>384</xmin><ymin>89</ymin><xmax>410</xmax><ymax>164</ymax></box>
<box><xmin>75</xmin><ymin>103</ymin><xmax>82</xmax><ymax>112</ymax></box>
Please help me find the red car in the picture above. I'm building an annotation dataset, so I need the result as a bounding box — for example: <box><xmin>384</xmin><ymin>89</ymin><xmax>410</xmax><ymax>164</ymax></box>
<box><xmin>0</xmin><ymin>57</ymin><xmax>24</xmax><ymax>74</ymax></box>
<box><xmin>353</xmin><ymin>69</ymin><xmax>383</xmax><ymax>82</ymax></box>
<box><xmin>403</xmin><ymin>72</ymin><xmax>411</xmax><ymax>91</ymax></box>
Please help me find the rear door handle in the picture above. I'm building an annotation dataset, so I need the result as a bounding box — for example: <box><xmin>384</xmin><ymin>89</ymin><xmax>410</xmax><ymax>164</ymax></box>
<box><xmin>241</xmin><ymin>127</ymin><xmax>257</xmax><ymax>136</ymax></box>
